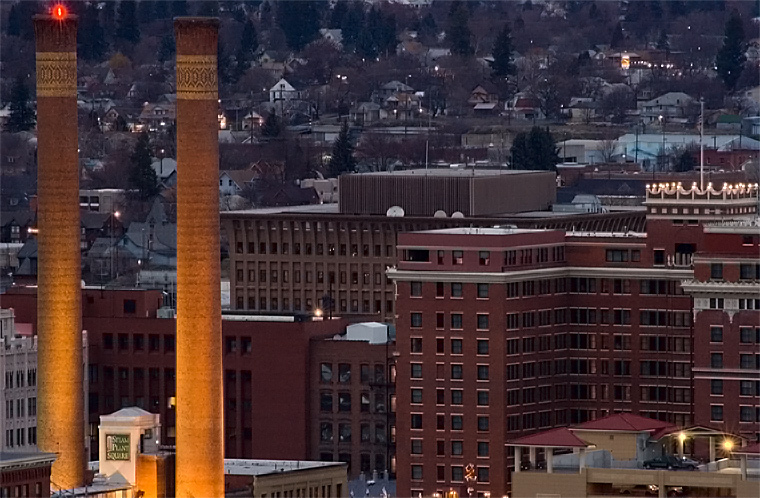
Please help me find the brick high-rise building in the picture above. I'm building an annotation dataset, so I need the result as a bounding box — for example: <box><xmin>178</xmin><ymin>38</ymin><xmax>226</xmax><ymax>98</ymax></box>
<box><xmin>390</xmin><ymin>182</ymin><xmax>759</xmax><ymax>497</ymax></box>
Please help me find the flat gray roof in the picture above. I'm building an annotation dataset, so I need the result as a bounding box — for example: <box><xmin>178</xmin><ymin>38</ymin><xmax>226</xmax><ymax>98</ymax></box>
<box><xmin>225</xmin><ymin>203</ymin><xmax>340</xmax><ymax>215</ymax></box>
<box><xmin>224</xmin><ymin>459</ymin><xmax>346</xmax><ymax>476</ymax></box>
<box><xmin>357</xmin><ymin>168</ymin><xmax>548</xmax><ymax>177</ymax></box>
<box><xmin>413</xmin><ymin>227</ymin><xmax>548</xmax><ymax>236</ymax></box>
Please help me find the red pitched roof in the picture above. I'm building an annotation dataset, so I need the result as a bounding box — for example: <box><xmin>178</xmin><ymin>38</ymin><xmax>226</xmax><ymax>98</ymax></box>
<box><xmin>573</xmin><ymin>413</ymin><xmax>677</xmax><ymax>434</ymax></box>
<box><xmin>506</xmin><ymin>427</ymin><xmax>592</xmax><ymax>448</ymax></box>
<box><xmin>734</xmin><ymin>442</ymin><xmax>760</xmax><ymax>455</ymax></box>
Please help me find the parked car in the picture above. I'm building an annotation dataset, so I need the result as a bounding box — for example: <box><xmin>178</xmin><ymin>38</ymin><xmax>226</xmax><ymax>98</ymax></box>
<box><xmin>643</xmin><ymin>455</ymin><xmax>697</xmax><ymax>470</ymax></box>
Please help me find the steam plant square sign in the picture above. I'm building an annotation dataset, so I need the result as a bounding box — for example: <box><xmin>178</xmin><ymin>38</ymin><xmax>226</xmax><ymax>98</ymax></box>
<box><xmin>106</xmin><ymin>434</ymin><xmax>130</xmax><ymax>461</ymax></box>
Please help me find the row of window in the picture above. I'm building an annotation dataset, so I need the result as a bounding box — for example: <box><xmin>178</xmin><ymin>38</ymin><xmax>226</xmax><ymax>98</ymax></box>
<box><xmin>710</xmin><ymin>326</ymin><xmax>760</xmax><ymax>343</ymax></box>
<box><xmin>407</xmin><ymin>246</ymin><xmax>565</xmax><ymax>267</ymax></box>
<box><xmin>320</xmin><ymin>392</ymin><xmax>386</xmax><ymax>414</ymax></box>
<box><xmin>410</xmin><ymin>464</ymin><xmax>490</xmax><ymax>484</ymax></box>
<box><xmin>318</xmin><ymin>452</ymin><xmax>387</xmax><ymax>474</ymax></box>
<box><xmin>710</xmin><ymin>379</ymin><xmax>760</xmax><ymax>396</ymax></box>
<box><xmin>102</xmin><ymin>333</ymin><xmax>174</xmax><ymax>353</ymax></box>
<box><xmin>411</xmin><ymin>439</ymin><xmax>490</xmax><ymax>458</ymax></box>
<box><xmin>236</xmin><ymin>268</ymin><xmax>389</xmax><ymax>287</ymax></box>
<box><xmin>710</xmin><ymin>262</ymin><xmax>760</xmax><ymax>281</ymax></box>
<box><xmin>4</xmin><ymin>398</ymin><xmax>36</xmax><ymax>419</ymax></box>
<box><xmin>410</xmin><ymin>312</ymin><xmax>490</xmax><ymax>330</ymax></box>
<box><xmin>319</xmin><ymin>363</ymin><xmax>387</xmax><ymax>384</ymax></box>
<box><xmin>3</xmin><ymin>427</ymin><xmax>36</xmax><ymax>448</ymax></box>
<box><xmin>711</xmin><ymin>405</ymin><xmax>760</xmax><ymax>422</ymax></box>
<box><xmin>412</xmin><ymin>338</ymin><xmax>489</xmax><ymax>356</ymax></box>
<box><xmin>236</xmin><ymin>295</ymin><xmax>393</xmax><ymax>314</ymax></box>
<box><xmin>3</xmin><ymin>369</ymin><xmax>36</xmax><ymax>389</ymax></box>
<box><xmin>235</xmin><ymin>241</ymin><xmax>395</xmax><ymax>258</ymax></box>
<box><xmin>710</xmin><ymin>353</ymin><xmax>760</xmax><ymax>370</ymax></box>
<box><xmin>319</xmin><ymin>422</ymin><xmax>386</xmax><ymax>444</ymax></box>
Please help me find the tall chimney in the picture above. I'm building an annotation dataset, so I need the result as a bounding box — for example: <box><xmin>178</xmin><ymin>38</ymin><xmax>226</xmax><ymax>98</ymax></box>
<box><xmin>34</xmin><ymin>12</ymin><xmax>85</xmax><ymax>490</ymax></box>
<box><xmin>174</xmin><ymin>17</ymin><xmax>224</xmax><ymax>497</ymax></box>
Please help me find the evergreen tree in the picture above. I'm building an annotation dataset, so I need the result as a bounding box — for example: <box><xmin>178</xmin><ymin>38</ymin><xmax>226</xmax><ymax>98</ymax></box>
<box><xmin>674</xmin><ymin>150</ymin><xmax>696</xmax><ymax>172</ymax></box>
<box><xmin>327</xmin><ymin>121</ymin><xmax>356</xmax><ymax>177</ymax></box>
<box><xmin>7</xmin><ymin>79</ymin><xmax>35</xmax><ymax>133</ymax></box>
<box><xmin>510</xmin><ymin>127</ymin><xmax>559</xmax><ymax>171</ymax></box>
<box><xmin>610</xmin><ymin>22</ymin><xmax>624</xmax><ymax>49</ymax></box>
<box><xmin>232</xmin><ymin>48</ymin><xmax>251</xmax><ymax>83</ymax></box>
<box><xmin>171</xmin><ymin>0</ymin><xmax>188</xmax><ymax>17</ymax></box>
<box><xmin>137</xmin><ymin>1</ymin><xmax>154</xmax><ymax>24</ymax></box>
<box><xmin>447</xmin><ymin>1</ymin><xmax>473</xmax><ymax>56</ymax></box>
<box><xmin>117</xmin><ymin>0</ymin><xmax>140</xmax><ymax>45</ymax></box>
<box><xmin>261</xmin><ymin>113</ymin><xmax>281</xmax><ymax>138</ymax></box>
<box><xmin>79</xmin><ymin>3</ymin><xmax>108</xmax><ymax>61</ymax></box>
<box><xmin>154</xmin><ymin>1</ymin><xmax>169</xmax><ymax>19</ymax></box>
<box><xmin>330</xmin><ymin>1</ymin><xmax>348</xmax><ymax>28</ymax></box>
<box><xmin>240</xmin><ymin>20</ymin><xmax>258</xmax><ymax>58</ymax></box>
<box><xmin>341</xmin><ymin>2</ymin><xmax>365</xmax><ymax>50</ymax></box>
<box><xmin>716</xmin><ymin>10</ymin><xmax>746</xmax><ymax>90</ymax></box>
<box><xmin>277</xmin><ymin>1</ymin><xmax>321</xmax><ymax>51</ymax></box>
<box><xmin>195</xmin><ymin>1</ymin><xmax>219</xmax><ymax>16</ymax></box>
<box><xmin>7</xmin><ymin>3</ymin><xmax>21</xmax><ymax>37</ymax></box>
<box><xmin>157</xmin><ymin>33</ymin><xmax>176</xmax><ymax>62</ymax></box>
<box><xmin>129</xmin><ymin>133</ymin><xmax>160</xmax><ymax>200</ymax></box>
<box><xmin>656</xmin><ymin>30</ymin><xmax>669</xmax><ymax>52</ymax></box>
<box><xmin>491</xmin><ymin>24</ymin><xmax>516</xmax><ymax>78</ymax></box>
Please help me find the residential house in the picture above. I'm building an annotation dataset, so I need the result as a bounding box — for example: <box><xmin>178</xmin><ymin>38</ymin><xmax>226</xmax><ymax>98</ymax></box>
<box><xmin>0</xmin><ymin>211</ymin><xmax>34</xmax><ymax>244</ymax></box>
<box><xmin>566</xmin><ymin>97</ymin><xmax>599</xmax><ymax>124</ymax></box>
<box><xmin>507</xmin><ymin>93</ymin><xmax>544</xmax><ymax>121</ymax></box>
<box><xmin>424</xmin><ymin>47</ymin><xmax>451</xmax><ymax>65</ymax></box>
<box><xmin>468</xmin><ymin>82</ymin><xmax>499</xmax><ymax>105</ymax></box>
<box><xmin>219</xmin><ymin>170</ymin><xmax>258</xmax><ymax>197</ymax></box>
<box><xmin>0</xmin><ymin>132</ymin><xmax>36</xmax><ymax>175</ymax></box>
<box><xmin>269</xmin><ymin>78</ymin><xmax>301</xmax><ymax>104</ymax></box>
<box><xmin>379</xmin><ymin>81</ymin><xmax>414</xmax><ymax>100</ymax></box>
<box><xmin>151</xmin><ymin>157</ymin><xmax>178</xmax><ymax>188</ymax></box>
<box><xmin>81</xmin><ymin>211</ymin><xmax>120</xmax><ymax>252</ymax></box>
<box><xmin>119</xmin><ymin>199</ymin><xmax>177</xmax><ymax>270</ymax></box>
<box><xmin>639</xmin><ymin>92</ymin><xmax>695</xmax><ymax>124</ymax></box>
<box><xmin>299</xmin><ymin>178</ymin><xmax>339</xmax><ymax>204</ymax></box>
<box><xmin>260</xmin><ymin>185</ymin><xmax>319</xmax><ymax>207</ymax></box>
<box><xmin>386</xmin><ymin>93</ymin><xmax>422</xmax><ymax>121</ymax></box>
<box><xmin>319</xmin><ymin>29</ymin><xmax>343</xmax><ymax>48</ymax></box>
<box><xmin>350</xmin><ymin>102</ymin><xmax>384</xmax><ymax>126</ymax></box>
<box><xmin>0</xmin><ymin>104</ymin><xmax>9</xmax><ymax>131</ymax></box>
<box><xmin>242</xmin><ymin>111</ymin><xmax>264</xmax><ymax>130</ymax></box>
<box><xmin>137</xmin><ymin>101</ymin><xmax>176</xmax><ymax>133</ymax></box>
<box><xmin>126</xmin><ymin>81</ymin><xmax>171</xmax><ymax>103</ymax></box>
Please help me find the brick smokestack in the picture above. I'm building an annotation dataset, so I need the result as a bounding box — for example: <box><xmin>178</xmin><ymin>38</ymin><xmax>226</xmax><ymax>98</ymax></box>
<box><xmin>34</xmin><ymin>13</ymin><xmax>85</xmax><ymax>489</ymax></box>
<box><xmin>174</xmin><ymin>17</ymin><xmax>224</xmax><ymax>497</ymax></box>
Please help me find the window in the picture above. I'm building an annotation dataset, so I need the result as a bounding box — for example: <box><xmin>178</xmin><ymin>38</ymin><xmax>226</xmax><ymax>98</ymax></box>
<box><xmin>711</xmin><ymin>379</ymin><xmax>723</xmax><ymax>395</ymax></box>
<box><xmin>711</xmin><ymin>353</ymin><xmax>723</xmax><ymax>369</ymax></box>
<box><xmin>411</xmin><ymin>414</ymin><xmax>423</xmax><ymax>429</ymax></box>
<box><xmin>479</xmin><ymin>251</ymin><xmax>490</xmax><ymax>265</ymax></box>
<box><xmin>740</xmin><ymin>381</ymin><xmax>759</xmax><ymax>396</ymax></box>
<box><xmin>711</xmin><ymin>263</ymin><xmax>724</xmax><ymax>280</ymax></box>
<box><xmin>451</xmin><ymin>282</ymin><xmax>463</xmax><ymax>297</ymax></box>
<box><xmin>477</xmin><ymin>467</ymin><xmax>490</xmax><ymax>483</ymax></box>
<box><xmin>123</xmin><ymin>299</ymin><xmax>137</xmax><ymax>314</ymax></box>
<box><xmin>451</xmin><ymin>440</ymin><xmax>463</xmax><ymax>455</ymax></box>
<box><xmin>477</xmin><ymin>390</ymin><xmax>489</xmax><ymax>406</ymax></box>
<box><xmin>740</xmin><ymin>354</ymin><xmax>758</xmax><ymax>369</ymax></box>
<box><xmin>477</xmin><ymin>283</ymin><xmax>489</xmax><ymax>298</ymax></box>
<box><xmin>411</xmin><ymin>465</ymin><xmax>423</xmax><ymax>480</ymax></box>
<box><xmin>338</xmin><ymin>363</ymin><xmax>351</xmax><ymax>383</ymax></box>
<box><xmin>711</xmin><ymin>405</ymin><xmax>723</xmax><ymax>421</ymax></box>
<box><xmin>452</xmin><ymin>250</ymin><xmax>463</xmax><ymax>265</ymax></box>
<box><xmin>478</xmin><ymin>416</ymin><xmax>489</xmax><ymax>431</ymax></box>
<box><xmin>411</xmin><ymin>282</ymin><xmax>422</xmax><ymax>296</ymax></box>
<box><xmin>411</xmin><ymin>313</ymin><xmax>422</xmax><ymax>328</ymax></box>
<box><xmin>338</xmin><ymin>393</ymin><xmax>351</xmax><ymax>412</ymax></box>
<box><xmin>411</xmin><ymin>389</ymin><xmax>423</xmax><ymax>404</ymax></box>
<box><xmin>411</xmin><ymin>337</ymin><xmax>423</xmax><ymax>353</ymax></box>
<box><xmin>477</xmin><ymin>365</ymin><xmax>489</xmax><ymax>380</ymax></box>
<box><xmin>451</xmin><ymin>339</ymin><xmax>463</xmax><ymax>354</ymax></box>
<box><xmin>451</xmin><ymin>415</ymin><xmax>463</xmax><ymax>430</ymax></box>
<box><xmin>740</xmin><ymin>406</ymin><xmax>755</xmax><ymax>422</ymax></box>
<box><xmin>710</xmin><ymin>327</ymin><xmax>723</xmax><ymax>343</ymax></box>
<box><xmin>653</xmin><ymin>249</ymin><xmax>665</xmax><ymax>266</ymax></box>
<box><xmin>436</xmin><ymin>282</ymin><xmax>444</xmax><ymax>297</ymax></box>
<box><xmin>321</xmin><ymin>363</ymin><xmax>333</xmax><ymax>382</ymax></box>
<box><xmin>320</xmin><ymin>393</ymin><xmax>333</xmax><ymax>412</ymax></box>
<box><xmin>606</xmin><ymin>249</ymin><xmax>629</xmax><ymax>262</ymax></box>
<box><xmin>411</xmin><ymin>363</ymin><xmax>423</xmax><ymax>378</ymax></box>
<box><xmin>451</xmin><ymin>314</ymin><xmax>463</xmax><ymax>329</ymax></box>
<box><xmin>164</xmin><ymin>336</ymin><xmax>175</xmax><ymax>352</ymax></box>
<box><xmin>338</xmin><ymin>423</ymin><xmax>351</xmax><ymax>442</ymax></box>
<box><xmin>411</xmin><ymin>439</ymin><xmax>423</xmax><ymax>454</ymax></box>
<box><xmin>477</xmin><ymin>340</ymin><xmax>489</xmax><ymax>355</ymax></box>
<box><xmin>320</xmin><ymin>423</ymin><xmax>333</xmax><ymax>442</ymax></box>
<box><xmin>477</xmin><ymin>314</ymin><xmax>489</xmax><ymax>330</ymax></box>
<box><xmin>451</xmin><ymin>364</ymin><xmax>463</xmax><ymax>379</ymax></box>
<box><xmin>451</xmin><ymin>389</ymin><xmax>463</xmax><ymax>405</ymax></box>
<box><xmin>452</xmin><ymin>466</ymin><xmax>463</xmax><ymax>482</ymax></box>
<box><xmin>477</xmin><ymin>441</ymin><xmax>489</xmax><ymax>457</ymax></box>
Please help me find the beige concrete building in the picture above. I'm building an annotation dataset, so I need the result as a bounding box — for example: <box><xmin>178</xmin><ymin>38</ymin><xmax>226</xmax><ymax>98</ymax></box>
<box><xmin>224</xmin><ymin>459</ymin><xmax>348</xmax><ymax>498</ymax></box>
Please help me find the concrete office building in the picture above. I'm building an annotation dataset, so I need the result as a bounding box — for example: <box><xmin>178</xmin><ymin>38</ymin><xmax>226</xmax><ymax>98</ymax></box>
<box><xmin>390</xmin><ymin>182</ymin><xmax>759</xmax><ymax>497</ymax></box>
<box><xmin>2</xmin><ymin>309</ymin><xmax>38</xmax><ymax>453</ymax></box>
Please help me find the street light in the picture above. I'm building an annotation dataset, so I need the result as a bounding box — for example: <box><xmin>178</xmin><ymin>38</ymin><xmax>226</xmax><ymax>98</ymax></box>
<box><xmin>111</xmin><ymin>210</ymin><xmax>121</xmax><ymax>283</ymax></box>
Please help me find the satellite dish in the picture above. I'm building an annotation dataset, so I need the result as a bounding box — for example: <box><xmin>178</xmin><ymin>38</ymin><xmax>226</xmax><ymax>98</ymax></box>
<box><xmin>386</xmin><ymin>206</ymin><xmax>405</xmax><ymax>217</ymax></box>
<box><xmin>433</xmin><ymin>210</ymin><xmax>447</xmax><ymax>218</ymax></box>
<box><xmin>451</xmin><ymin>211</ymin><xmax>464</xmax><ymax>218</ymax></box>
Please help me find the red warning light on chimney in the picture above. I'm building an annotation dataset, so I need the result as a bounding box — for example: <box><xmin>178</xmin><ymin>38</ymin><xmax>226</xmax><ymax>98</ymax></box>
<box><xmin>52</xmin><ymin>4</ymin><xmax>67</xmax><ymax>20</ymax></box>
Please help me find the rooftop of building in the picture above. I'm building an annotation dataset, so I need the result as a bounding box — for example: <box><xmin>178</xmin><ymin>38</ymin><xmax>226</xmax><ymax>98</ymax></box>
<box><xmin>412</xmin><ymin>227</ymin><xmax>547</xmax><ymax>236</ymax></box>
<box><xmin>224</xmin><ymin>458</ymin><xmax>347</xmax><ymax>477</ymax></box>
<box><xmin>0</xmin><ymin>451</ymin><xmax>57</xmax><ymax>470</ymax></box>
<box><xmin>354</xmin><ymin>168</ymin><xmax>547</xmax><ymax>177</ymax></box>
